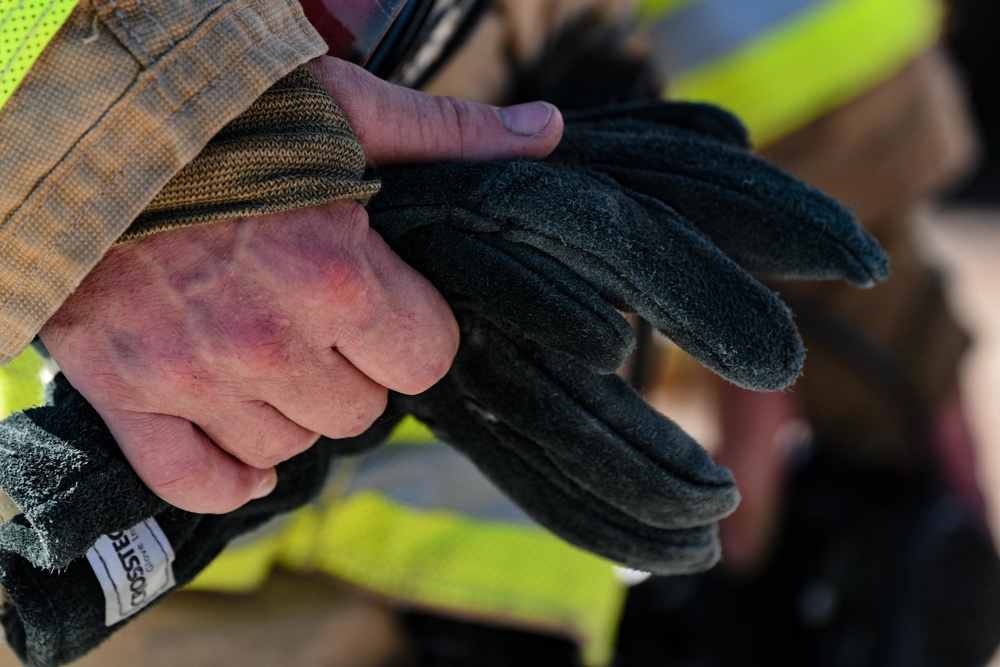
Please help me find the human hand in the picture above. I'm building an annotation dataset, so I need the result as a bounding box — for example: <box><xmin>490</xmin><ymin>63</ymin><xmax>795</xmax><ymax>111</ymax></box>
<box><xmin>304</xmin><ymin>56</ymin><xmax>564</xmax><ymax>164</ymax></box>
<box><xmin>38</xmin><ymin>57</ymin><xmax>564</xmax><ymax>514</ymax></box>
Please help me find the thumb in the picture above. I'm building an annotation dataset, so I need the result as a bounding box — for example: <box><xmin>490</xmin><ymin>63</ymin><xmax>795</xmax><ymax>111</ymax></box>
<box><xmin>306</xmin><ymin>56</ymin><xmax>563</xmax><ymax>165</ymax></box>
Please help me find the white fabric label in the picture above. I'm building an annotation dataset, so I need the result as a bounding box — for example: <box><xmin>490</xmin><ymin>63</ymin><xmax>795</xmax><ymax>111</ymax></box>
<box><xmin>85</xmin><ymin>518</ymin><xmax>177</xmax><ymax>627</ymax></box>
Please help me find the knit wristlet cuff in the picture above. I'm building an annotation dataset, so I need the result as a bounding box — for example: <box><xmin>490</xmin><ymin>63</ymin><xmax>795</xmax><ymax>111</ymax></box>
<box><xmin>121</xmin><ymin>66</ymin><xmax>381</xmax><ymax>243</ymax></box>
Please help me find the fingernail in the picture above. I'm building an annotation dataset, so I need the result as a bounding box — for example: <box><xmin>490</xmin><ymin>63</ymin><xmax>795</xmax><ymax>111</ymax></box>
<box><xmin>498</xmin><ymin>102</ymin><xmax>554</xmax><ymax>136</ymax></box>
<box><xmin>250</xmin><ymin>471</ymin><xmax>277</xmax><ymax>500</ymax></box>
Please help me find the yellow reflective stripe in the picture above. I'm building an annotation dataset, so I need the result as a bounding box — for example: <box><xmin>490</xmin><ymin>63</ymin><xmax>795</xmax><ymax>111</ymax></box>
<box><xmin>386</xmin><ymin>413</ymin><xmax>437</xmax><ymax>444</ymax></box>
<box><xmin>185</xmin><ymin>529</ymin><xmax>288</xmax><ymax>592</ymax></box>
<box><xmin>637</xmin><ymin>0</ymin><xmax>695</xmax><ymax>22</ymax></box>
<box><xmin>0</xmin><ymin>346</ymin><xmax>46</xmax><ymax>418</ymax></box>
<box><xmin>314</xmin><ymin>492</ymin><xmax>625</xmax><ymax>667</ymax></box>
<box><xmin>662</xmin><ymin>0</ymin><xmax>942</xmax><ymax>146</ymax></box>
<box><xmin>186</xmin><ymin>507</ymin><xmax>333</xmax><ymax>593</ymax></box>
<box><xmin>191</xmin><ymin>491</ymin><xmax>625</xmax><ymax>666</ymax></box>
<box><xmin>1</xmin><ymin>0</ymin><xmax>79</xmax><ymax>112</ymax></box>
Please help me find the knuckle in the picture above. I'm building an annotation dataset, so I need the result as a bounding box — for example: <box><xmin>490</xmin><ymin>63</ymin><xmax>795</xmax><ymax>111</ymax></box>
<box><xmin>315</xmin><ymin>250</ymin><xmax>370</xmax><ymax>307</ymax></box>
<box><xmin>246</xmin><ymin>432</ymin><xmax>316</xmax><ymax>468</ymax></box>
<box><xmin>222</xmin><ymin>403</ymin><xmax>318</xmax><ymax>468</ymax></box>
<box><xmin>295</xmin><ymin>219</ymin><xmax>377</xmax><ymax>313</ymax></box>
<box><xmin>145</xmin><ymin>461</ymin><xmax>242</xmax><ymax>514</ymax></box>
<box><xmin>429</xmin><ymin>96</ymin><xmax>474</xmax><ymax>158</ymax></box>
<box><xmin>325</xmin><ymin>385</ymin><xmax>388</xmax><ymax>438</ymax></box>
<box><xmin>268</xmin><ymin>202</ymin><xmax>374</xmax><ymax>301</ymax></box>
<box><xmin>394</xmin><ymin>311</ymin><xmax>460</xmax><ymax>394</ymax></box>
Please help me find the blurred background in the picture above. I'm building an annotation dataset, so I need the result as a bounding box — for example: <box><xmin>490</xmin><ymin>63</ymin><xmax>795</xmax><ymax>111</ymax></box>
<box><xmin>3</xmin><ymin>0</ymin><xmax>1000</xmax><ymax>665</ymax></box>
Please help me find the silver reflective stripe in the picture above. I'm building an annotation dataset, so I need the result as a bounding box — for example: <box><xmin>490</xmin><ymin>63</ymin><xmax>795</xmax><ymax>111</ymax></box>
<box><xmin>650</xmin><ymin>0</ymin><xmax>832</xmax><ymax>74</ymax></box>
<box><xmin>341</xmin><ymin>444</ymin><xmax>536</xmax><ymax>525</ymax></box>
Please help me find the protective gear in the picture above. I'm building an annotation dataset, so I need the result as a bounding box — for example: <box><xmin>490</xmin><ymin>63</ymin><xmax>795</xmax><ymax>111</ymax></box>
<box><xmin>121</xmin><ymin>67</ymin><xmax>380</xmax><ymax>243</ymax></box>
<box><xmin>0</xmin><ymin>346</ymin><xmax>46</xmax><ymax>420</ymax></box>
<box><xmin>640</xmin><ymin>0</ymin><xmax>943</xmax><ymax>146</ymax></box>
<box><xmin>0</xmin><ymin>375</ymin><xmax>337</xmax><ymax>667</ymax></box>
<box><xmin>0</xmin><ymin>0</ymin><xmax>79</xmax><ymax>112</ymax></box>
<box><xmin>367</xmin><ymin>100</ymin><xmax>888</xmax><ymax>573</ymax></box>
<box><xmin>638</xmin><ymin>0</ymin><xmax>975</xmax><ymax>468</ymax></box>
<box><xmin>552</xmin><ymin>103</ymin><xmax>887</xmax><ymax>288</ymax></box>
<box><xmin>0</xmin><ymin>75</ymin><xmax>888</xmax><ymax>665</ymax></box>
<box><xmin>189</xmin><ymin>432</ymin><xmax>629</xmax><ymax>667</ymax></box>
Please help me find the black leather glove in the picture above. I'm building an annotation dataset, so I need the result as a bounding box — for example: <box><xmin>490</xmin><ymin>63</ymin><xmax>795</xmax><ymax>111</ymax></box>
<box><xmin>0</xmin><ymin>374</ymin><xmax>336</xmax><ymax>667</ymax></box>
<box><xmin>554</xmin><ymin>101</ymin><xmax>885</xmax><ymax>287</ymax></box>
<box><xmin>0</xmin><ymin>100</ymin><xmax>887</xmax><ymax>666</ymax></box>
<box><xmin>362</xmin><ymin>100</ymin><xmax>888</xmax><ymax>573</ymax></box>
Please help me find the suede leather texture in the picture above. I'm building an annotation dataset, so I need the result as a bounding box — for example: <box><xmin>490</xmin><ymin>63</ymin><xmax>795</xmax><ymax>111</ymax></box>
<box><xmin>0</xmin><ymin>101</ymin><xmax>888</xmax><ymax>666</ymax></box>
<box><xmin>0</xmin><ymin>375</ymin><xmax>336</xmax><ymax>667</ymax></box>
<box><xmin>362</xmin><ymin>101</ymin><xmax>888</xmax><ymax>573</ymax></box>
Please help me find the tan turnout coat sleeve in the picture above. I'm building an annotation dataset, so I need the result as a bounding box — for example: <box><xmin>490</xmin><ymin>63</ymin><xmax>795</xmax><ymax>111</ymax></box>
<box><xmin>0</xmin><ymin>0</ymin><xmax>327</xmax><ymax>363</ymax></box>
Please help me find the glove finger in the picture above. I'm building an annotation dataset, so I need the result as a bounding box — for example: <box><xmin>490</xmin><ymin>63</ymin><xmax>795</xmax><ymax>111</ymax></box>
<box><xmin>451</xmin><ymin>425</ymin><xmax>723</xmax><ymax>575</ymax></box>
<box><xmin>450</xmin><ymin>318</ymin><xmax>739</xmax><ymax>529</ymax></box>
<box><xmin>495</xmin><ymin>165</ymin><xmax>806</xmax><ymax>390</ymax></box>
<box><xmin>390</xmin><ymin>225</ymin><xmax>634</xmax><ymax>373</ymax></box>
<box><xmin>610</xmin><ymin>160</ymin><xmax>888</xmax><ymax>286</ymax></box>
<box><xmin>392</xmin><ymin>383</ymin><xmax>723</xmax><ymax>575</ymax></box>
<box><xmin>373</xmin><ymin>161</ymin><xmax>805</xmax><ymax>390</ymax></box>
<box><xmin>562</xmin><ymin>100</ymin><xmax>751</xmax><ymax>149</ymax></box>
<box><xmin>554</xmin><ymin>126</ymin><xmax>889</xmax><ymax>286</ymax></box>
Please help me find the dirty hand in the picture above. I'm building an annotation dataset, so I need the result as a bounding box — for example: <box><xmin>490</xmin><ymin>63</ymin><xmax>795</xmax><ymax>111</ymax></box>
<box><xmin>38</xmin><ymin>57</ymin><xmax>563</xmax><ymax>514</ymax></box>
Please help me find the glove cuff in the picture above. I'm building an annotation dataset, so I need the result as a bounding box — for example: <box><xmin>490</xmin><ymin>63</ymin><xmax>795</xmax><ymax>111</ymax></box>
<box><xmin>120</xmin><ymin>66</ymin><xmax>381</xmax><ymax>243</ymax></box>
